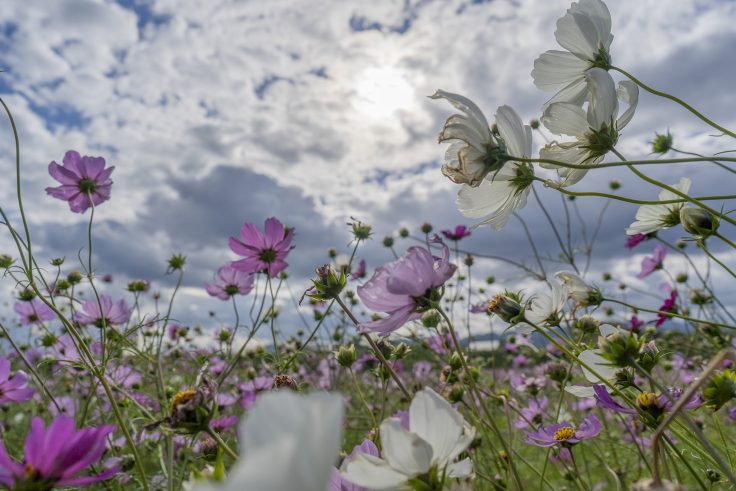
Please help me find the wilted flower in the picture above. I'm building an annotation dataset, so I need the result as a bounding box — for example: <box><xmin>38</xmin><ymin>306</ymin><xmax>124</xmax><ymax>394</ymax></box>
<box><xmin>0</xmin><ymin>358</ymin><xmax>34</xmax><ymax>405</ymax></box>
<box><xmin>14</xmin><ymin>299</ymin><xmax>54</xmax><ymax>326</ymax></box>
<box><xmin>45</xmin><ymin>150</ymin><xmax>114</xmax><ymax>213</ymax></box>
<box><xmin>540</xmin><ymin>68</ymin><xmax>638</xmax><ymax>186</ymax></box>
<box><xmin>637</xmin><ymin>244</ymin><xmax>667</xmax><ymax>279</ymax></box>
<box><xmin>532</xmin><ymin>0</ymin><xmax>613</xmax><ymax>107</ymax></box>
<box><xmin>341</xmin><ymin>388</ymin><xmax>475</xmax><ymax>490</ymax></box>
<box><xmin>75</xmin><ymin>295</ymin><xmax>131</xmax><ymax>328</ymax></box>
<box><xmin>205</xmin><ymin>264</ymin><xmax>255</xmax><ymax>300</ymax></box>
<box><xmin>229</xmin><ymin>217</ymin><xmax>294</xmax><ymax>278</ymax></box>
<box><xmin>194</xmin><ymin>391</ymin><xmax>343</xmax><ymax>491</ymax></box>
<box><xmin>0</xmin><ymin>415</ymin><xmax>117</xmax><ymax>488</ymax></box>
<box><xmin>357</xmin><ymin>236</ymin><xmax>456</xmax><ymax>334</ymax></box>
<box><xmin>626</xmin><ymin>178</ymin><xmax>691</xmax><ymax>235</ymax></box>
<box><xmin>526</xmin><ymin>413</ymin><xmax>601</xmax><ymax>447</ymax></box>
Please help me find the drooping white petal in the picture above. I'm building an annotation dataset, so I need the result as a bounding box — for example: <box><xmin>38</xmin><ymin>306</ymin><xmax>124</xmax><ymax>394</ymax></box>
<box><xmin>430</xmin><ymin>90</ymin><xmax>491</xmax><ymax>138</ymax></box>
<box><xmin>585</xmin><ymin>68</ymin><xmax>618</xmax><ymax>129</ymax></box>
<box><xmin>381</xmin><ymin>418</ymin><xmax>433</xmax><ymax>476</ymax></box>
<box><xmin>409</xmin><ymin>388</ymin><xmax>465</xmax><ymax>467</ymax></box>
<box><xmin>532</xmin><ymin>50</ymin><xmax>590</xmax><ymax>90</ymax></box>
<box><xmin>542</xmin><ymin>102</ymin><xmax>589</xmax><ymax>137</ymax></box>
<box><xmin>456</xmin><ymin>176</ymin><xmax>530</xmax><ymax>230</ymax></box>
<box><xmin>555</xmin><ymin>9</ymin><xmax>599</xmax><ymax>60</ymax></box>
<box><xmin>446</xmin><ymin>458</ymin><xmax>474</xmax><ymax>479</ymax></box>
<box><xmin>495</xmin><ymin>105</ymin><xmax>531</xmax><ymax>159</ymax></box>
<box><xmin>341</xmin><ymin>453</ymin><xmax>411</xmax><ymax>491</ymax></box>
<box><xmin>616</xmin><ymin>80</ymin><xmax>639</xmax><ymax>129</ymax></box>
<box><xmin>579</xmin><ymin>349</ymin><xmax>617</xmax><ymax>383</ymax></box>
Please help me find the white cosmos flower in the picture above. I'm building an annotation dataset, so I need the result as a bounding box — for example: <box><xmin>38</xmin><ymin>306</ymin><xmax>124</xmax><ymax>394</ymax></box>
<box><xmin>453</xmin><ymin>105</ymin><xmax>534</xmax><ymax>230</ymax></box>
<box><xmin>341</xmin><ymin>388</ymin><xmax>475</xmax><ymax>490</ymax></box>
<box><xmin>524</xmin><ymin>279</ymin><xmax>567</xmax><ymax>327</ymax></box>
<box><xmin>566</xmin><ymin>324</ymin><xmax>620</xmax><ymax>398</ymax></box>
<box><xmin>194</xmin><ymin>391</ymin><xmax>343</xmax><ymax>491</ymax></box>
<box><xmin>556</xmin><ymin>271</ymin><xmax>600</xmax><ymax>306</ymax></box>
<box><xmin>532</xmin><ymin>0</ymin><xmax>613</xmax><ymax>107</ymax></box>
<box><xmin>626</xmin><ymin>177</ymin><xmax>692</xmax><ymax>235</ymax></box>
<box><xmin>540</xmin><ymin>68</ymin><xmax>638</xmax><ymax>187</ymax></box>
<box><xmin>430</xmin><ymin>90</ymin><xmax>502</xmax><ymax>187</ymax></box>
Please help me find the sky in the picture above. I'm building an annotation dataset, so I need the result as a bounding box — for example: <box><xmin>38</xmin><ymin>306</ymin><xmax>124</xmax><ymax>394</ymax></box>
<box><xmin>0</xmin><ymin>0</ymin><xmax>734</xmax><ymax>342</ymax></box>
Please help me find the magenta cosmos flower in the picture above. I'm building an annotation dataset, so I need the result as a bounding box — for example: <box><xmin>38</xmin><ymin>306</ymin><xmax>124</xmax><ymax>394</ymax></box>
<box><xmin>205</xmin><ymin>264</ymin><xmax>255</xmax><ymax>300</ymax></box>
<box><xmin>75</xmin><ymin>295</ymin><xmax>131</xmax><ymax>328</ymax></box>
<box><xmin>14</xmin><ymin>299</ymin><xmax>54</xmax><ymax>326</ymax></box>
<box><xmin>526</xmin><ymin>413</ymin><xmax>601</xmax><ymax>447</ymax></box>
<box><xmin>637</xmin><ymin>244</ymin><xmax>667</xmax><ymax>279</ymax></box>
<box><xmin>229</xmin><ymin>217</ymin><xmax>294</xmax><ymax>278</ymax></box>
<box><xmin>0</xmin><ymin>359</ymin><xmax>34</xmax><ymax>405</ymax></box>
<box><xmin>655</xmin><ymin>286</ymin><xmax>678</xmax><ymax>327</ymax></box>
<box><xmin>625</xmin><ymin>233</ymin><xmax>647</xmax><ymax>249</ymax></box>
<box><xmin>0</xmin><ymin>415</ymin><xmax>117</xmax><ymax>489</ymax></box>
<box><xmin>45</xmin><ymin>151</ymin><xmax>114</xmax><ymax>213</ymax></box>
<box><xmin>441</xmin><ymin>225</ymin><xmax>471</xmax><ymax>241</ymax></box>
<box><xmin>357</xmin><ymin>235</ymin><xmax>456</xmax><ymax>335</ymax></box>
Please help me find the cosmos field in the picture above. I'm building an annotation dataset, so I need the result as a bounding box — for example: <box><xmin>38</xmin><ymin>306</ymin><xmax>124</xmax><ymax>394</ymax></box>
<box><xmin>1</xmin><ymin>0</ymin><xmax>736</xmax><ymax>490</ymax></box>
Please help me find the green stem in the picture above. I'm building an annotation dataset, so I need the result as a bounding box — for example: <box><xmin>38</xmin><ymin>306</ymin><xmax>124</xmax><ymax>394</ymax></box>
<box><xmin>204</xmin><ymin>427</ymin><xmax>239</xmax><ymax>460</ymax></box>
<box><xmin>611</xmin><ymin>66</ymin><xmax>736</xmax><ymax>139</ymax></box>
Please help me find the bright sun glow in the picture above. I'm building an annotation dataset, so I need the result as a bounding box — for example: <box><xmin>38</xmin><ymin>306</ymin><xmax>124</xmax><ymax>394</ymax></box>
<box><xmin>354</xmin><ymin>66</ymin><xmax>415</xmax><ymax>120</ymax></box>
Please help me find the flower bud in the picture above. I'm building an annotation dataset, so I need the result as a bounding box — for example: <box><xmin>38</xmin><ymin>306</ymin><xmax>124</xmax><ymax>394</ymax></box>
<box><xmin>487</xmin><ymin>295</ymin><xmax>523</xmax><ymax>323</ymax></box>
<box><xmin>637</xmin><ymin>341</ymin><xmax>660</xmax><ymax>372</ymax></box>
<box><xmin>50</xmin><ymin>257</ymin><xmax>65</xmax><ymax>266</ymax></box>
<box><xmin>706</xmin><ymin>469</ymin><xmax>722</xmax><ymax>484</ymax></box>
<box><xmin>382</xmin><ymin>236</ymin><xmax>394</xmax><ymax>248</ymax></box>
<box><xmin>306</xmin><ymin>264</ymin><xmax>346</xmax><ymax>301</ymax></box>
<box><xmin>0</xmin><ymin>254</ymin><xmax>13</xmax><ymax>269</ymax></box>
<box><xmin>167</xmin><ymin>253</ymin><xmax>187</xmax><ymax>271</ymax></box>
<box><xmin>546</xmin><ymin>362</ymin><xmax>568</xmax><ymax>384</ymax></box>
<box><xmin>17</xmin><ymin>288</ymin><xmax>36</xmax><ymax>302</ymax></box>
<box><xmin>680</xmin><ymin>207</ymin><xmax>719</xmax><ymax>238</ymax></box>
<box><xmin>327</xmin><ymin>248</ymin><xmax>337</xmax><ymax>258</ymax></box>
<box><xmin>420</xmin><ymin>222</ymin><xmax>433</xmax><ymax>234</ymax></box>
<box><xmin>67</xmin><ymin>270</ymin><xmax>83</xmax><ymax>285</ymax></box>
<box><xmin>601</xmin><ymin>272</ymin><xmax>611</xmax><ymax>281</ymax></box>
<box><xmin>398</xmin><ymin>227</ymin><xmax>409</xmax><ymax>238</ymax></box>
<box><xmin>335</xmin><ymin>345</ymin><xmax>357</xmax><ymax>368</ymax></box>
<box><xmin>529</xmin><ymin>118</ymin><xmax>540</xmax><ymax>130</ymax></box>
<box><xmin>651</xmin><ymin>131</ymin><xmax>673</xmax><ymax>154</ymax></box>
<box><xmin>127</xmin><ymin>279</ymin><xmax>150</xmax><ymax>293</ymax></box>
<box><xmin>609</xmin><ymin>179</ymin><xmax>621</xmax><ymax>191</ymax></box>
<box><xmin>689</xmin><ymin>288</ymin><xmax>712</xmax><ymax>306</ymax></box>
<box><xmin>449</xmin><ymin>352</ymin><xmax>463</xmax><ymax>371</ymax></box>
<box><xmin>391</xmin><ymin>342</ymin><xmax>411</xmax><ymax>360</ymax></box>
<box><xmin>598</xmin><ymin>330</ymin><xmax>642</xmax><ymax>367</ymax></box>
<box><xmin>350</xmin><ymin>220</ymin><xmax>372</xmax><ymax>240</ymax></box>
<box><xmin>675</xmin><ymin>273</ymin><xmax>688</xmax><ymax>283</ymax></box>
<box><xmin>573</xmin><ymin>315</ymin><xmax>600</xmax><ymax>334</ymax></box>
<box><xmin>421</xmin><ymin>310</ymin><xmax>441</xmax><ymax>328</ymax></box>
<box><xmin>702</xmin><ymin>369</ymin><xmax>736</xmax><ymax>411</ymax></box>
<box><xmin>486</xmin><ymin>275</ymin><xmax>495</xmax><ymax>285</ymax></box>
<box><xmin>464</xmin><ymin>254</ymin><xmax>474</xmax><ymax>267</ymax></box>
<box><xmin>446</xmin><ymin>385</ymin><xmax>465</xmax><ymax>404</ymax></box>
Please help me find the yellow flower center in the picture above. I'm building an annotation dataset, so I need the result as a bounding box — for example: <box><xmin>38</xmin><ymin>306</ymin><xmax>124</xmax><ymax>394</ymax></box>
<box><xmin>636</xmin><ymin>392</ymin><xmax>659</xmax><ymax>409</ymax></box>
<box><xmin>553</xmin><ymin>426</ymin><xmax>576</xmax><ymax>441</ymax></box>
<box><xmin>171</xmin><ymin>389</ymin><xmax>197</xmax><ymax>410</ymax></box>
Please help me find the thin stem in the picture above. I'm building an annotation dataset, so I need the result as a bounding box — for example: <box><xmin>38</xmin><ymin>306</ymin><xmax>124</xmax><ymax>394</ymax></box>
<box><xmin>204</xmin><ymin>427</ymin><xmax>239</xmax><ymax>460</ymax></box>
<box><xmin>611</xmin><ymin>66</ymin><xmax>736</xmax><ymax>139</ymax></box>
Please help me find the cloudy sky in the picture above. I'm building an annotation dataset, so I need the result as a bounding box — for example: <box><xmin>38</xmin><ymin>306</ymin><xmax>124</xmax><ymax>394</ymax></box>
<box><xmin>0</xmin><ymin>0</ymin><xmax>734</xmax><ymax>339</ymax></box>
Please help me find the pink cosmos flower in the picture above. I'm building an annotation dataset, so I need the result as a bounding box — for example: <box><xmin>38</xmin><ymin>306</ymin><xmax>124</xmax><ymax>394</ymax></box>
<box><xmin>75</xmin><ymin>295</ymin><xmax>131</xmax><ymax>328</ymax></box>
<box><xmin>0</xmin><ymin>359</ymin><xmax>34</xmax><ymax>405</ymax></box>
<box><xmin>351</xmin><ymin>259</ymin><xmax>367</xmax><ymax>280</ymax></box>
<box><xmin>229</xmin><ymin>217</ymin><xmax>294</xmax><ymax>278</ymax></box>
<box><xmin>0</xmin><ymin>415</ymin><xmax>117</xmax><ymax>488</ymax></box>
<box><xmin>441</xmin><ymin>225</ymin><xmax>472</xmax><ymax>241</ymax></box>
<box><xmin>637</xmin><ymin>244</ymin><xmax>667</xmax><ymax>279</ymax></box>
<box><xmin>625</xmin><ymin>233</ymin><xmax>647</xmax><ymax>249</ymax></box>
<box><xmin>14</xmin><ymin>299</ymin><xmax>54</xmax><ymax>326</ymax></box>
<box><xmin>357</xmin><ymin>236</ymin><xmax>456</xmax><ymax>335</ymax></box>
<box><xmin>205</xmin><ymin>264</ymin><xmax>255</xmax><ymax>300</ymax></box>
<box><xmin>655</xmin><ymin>286</ymin><xmax>678</xmax><ymax>327</ymax></box>
<box><xmin>45</xmin><ymin>151</ymin><xmax>114</xmax><ymax>213</ymax></box>
<box><xmin>526</xmin><ymin>413</ymin><xmax>601</xmax><ymax>447</ymax></box>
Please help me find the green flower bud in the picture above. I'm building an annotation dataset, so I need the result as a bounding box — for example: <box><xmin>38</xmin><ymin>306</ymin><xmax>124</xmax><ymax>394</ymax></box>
<box><xmin>689</xmin><ymin>288</ymin><xmax>712</xmax><ymax>306</ymax></box>
<box><xmin>421</xmin><ymin>310</ymin><xmax>441</xmax><ymax>328</ymax></box>
<box><xmin>464</xmin><ymin>254</ymin><xmax>474</xmax><ymax>267</ymax></box>
<box><xmin>350</xmin><ymin>220</ymin><xmax>372</xmax><ymax>240</ymax></box>
<box><xmin>335</xmin><ymin>344</ymin><xmax>357</xmax><ymax>368</ymax></box>
<box><xmin>127</xmin><ymin>280</ymin><xmax>150</xmax><ymax>293</ymax></box>
<box><xmin>598</xmin><ymin>330</ymin><xmax>642</xmax><ymax>368</ymax></box>
<box><xmin>546</xmin><ymin>362</ymin><xmax>568</xmax><ymax>385</ymax></box>
<box><xmin>446</xmin><ymin>385</ymin><xmax>465</xmax><ymax>404</ymax></box>
<box><xmin>573</xmin><ymin>315</ymin><xmax>600</xmax><ymax>334</ymax></box>
<box><xmin>306</xmin><ymin>264</ymin><xmax>346</xmax><ymax>301</ymax></box>
<box><xmin>675</xmin><ymin>273</ymin><xmax>688</xmax><ymax>283</ymax></box>
<box><xmin>601</xmin><ymin>272</ymin><xmax>611</xmax><ymax>281</ymax></box>
<box><xmin>702</xmin><ymin>369</ymin><xmax>736</xmax><ymax>411</ymax></box>
<box><xmin>18</xmin><ymin>288</ymin><xmax>36</xmax><ymax>302</ymax></box>
<box><xmin>398</xmin><ymin>227</ymin><xmax>409</xmax><ymax>238</ymax></box>
<box><xmin>167</xmin><ymin>254</ymin><xmax>187</xmax><ymax>271</ymax></box>
<box><xmin>609</xmin><ymin>179</ymin><xmax>621</xmax><ymax>191</ymax></box>
<box><xmin>486</xmin><ymin>275</ymin><xmax>495</xmax><ymax>285</ymax></box>
<box><xmin>680</xmin><ymin>207</ymin><xmax>719</xmax><ymax>238</ymax></box>
<box><xmin>529</xmin><ymin>118</ymin><xmax>540</xmax><ymax>130</ymax></box>
<box><xmin>0</xmin><ymin>254</ymin><xmax>13</xmax><ymax>269</ymax></box>
<box><xmin>382</xmin><ymin>236</ymin><xmax>394</xmax><ymax>248</ymax></box>
<box><xmin>449</xmin><ymin>352</ymin><xmax>463</xmax><ymax>371</ymax></box>
<box><xmin>391</xmin><ymin>342</ymin><xmax>411</xmax><ymax>360</ymax></box>
<box><xmin>637</xmin><ymin>341</ymin><xmax>661</xmax><ymax>372</ymax></box>
<box><xmin>420</xmin><ymin>222</ymin><xmax>433</xmax><ymax>234</ymax></box>
<box><xmin>488</xmin><ymin>295</ymin><xmax>523</xmax><ymax>323</ymax></box>
<box><xmin>67</xmin><ymin>271</ymin><xmax>83</xmax><ymax>285</ymax></box>
<box><xmin>50</xmin><ymin>257</ymin><xmax>65</xmax><ymax>266</ymax></box>
<box><xmin>651</xmin><ymin>131</ymin><xmax>673</xmax><ymax>154</ymax></box>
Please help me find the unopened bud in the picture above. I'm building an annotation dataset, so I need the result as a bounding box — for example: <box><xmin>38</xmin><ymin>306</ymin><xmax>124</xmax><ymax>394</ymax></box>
<box><xmin>398</xmin><ymin>227</ymin><xmax>409</xmax><ymax>238</ymax></box>
<box><xmin>335</xmin><ymin>345</ymin><xmax>357</xmax><ymax>368</ymax></box>
<box><xmin>651</xmin><ymin>131</ymin><xmax>673</xmax><ymax>154</ymax></box>
<box><xmin>67</xmin><ymin>271</ymin><xmax>83</xmax><ymax>285</ymax></box>
<box><xmin>382</xmin><ymin>236</ymin><xmax>394</xmax><ymax>248</ymax></box>
<box><xmin>420</xmin><ymin>222</ymin><xmax>433</xmax><ymax>234</ymax></box>
<box><xmin>680</xmin><ymin>207</ymin><xmax>719</xmax><ymax>238</ymax></box>
<box><xmin>421</xmin><ymin>310</ymin><xmax>441</xmax><ymax>328</ymax></box>
<box><xmin>487</xmin><ymin>295</ymin><xmax>523</xmax><ymax>323</ymax></box>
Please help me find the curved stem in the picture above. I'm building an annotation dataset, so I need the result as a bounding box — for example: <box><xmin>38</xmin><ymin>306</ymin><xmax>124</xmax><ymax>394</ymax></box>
<box><xmin>604</xmin><ymin>297</ymin><xmax>735</xmax><ymax>330</ymax></box>
<box><xmin>611</xmin><ymin>66</ymin><xmax>736</xmax><ymax>139</ymax></box>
